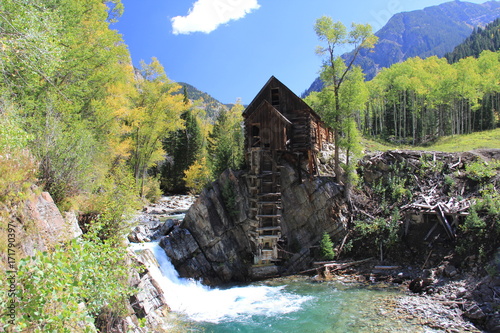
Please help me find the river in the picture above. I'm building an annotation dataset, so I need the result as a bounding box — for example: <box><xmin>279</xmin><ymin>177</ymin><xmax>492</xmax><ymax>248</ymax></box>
<box><xmin>130</xmin><ymin>241</ymin><xmax>441</xmax><ymax>333</ymax></box>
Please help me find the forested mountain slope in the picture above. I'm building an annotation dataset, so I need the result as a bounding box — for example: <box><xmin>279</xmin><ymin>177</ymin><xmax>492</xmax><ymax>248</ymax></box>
<box><xmin>445</xmin><ymin>17</ymin><xmax>500</xmax><ymax>63</ymax></box>
<box><xmin>303</xmin><ymin>0</ymin><xmax>500</xmax><ymax>96</ymax></box>
<box><xmin>177</xmin><ymin>82</ymin><xmax>229</xmax><ymax>122</ymax></box>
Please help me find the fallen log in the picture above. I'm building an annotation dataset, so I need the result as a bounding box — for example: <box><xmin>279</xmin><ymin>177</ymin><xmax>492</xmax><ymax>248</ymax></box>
<box><xmin>301</xmin><ymin>258</ymin><xmax>374</xmax><ymax>275</ymax></box>
<box><xmin>373</xmin><ymin>266</ymin><xmax>401</xmax><ymax>270</ymax></box>
<box><xmin>329</xmin><ymin>258</ymin><xmax>374</xmax><ymax>272</ymax></box>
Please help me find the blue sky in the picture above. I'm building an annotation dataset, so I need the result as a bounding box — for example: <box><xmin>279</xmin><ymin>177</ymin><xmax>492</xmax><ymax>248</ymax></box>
<box><xmin>112</xmin><ymin>0</ymin><xmax>489</xmax><ymax>104</ymax></box>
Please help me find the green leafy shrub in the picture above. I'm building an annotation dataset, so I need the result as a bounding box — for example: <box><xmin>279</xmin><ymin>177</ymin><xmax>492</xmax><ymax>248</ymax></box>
<box><xmin>0</xmin><ymin>235</ymin><xmax>135</xmax><ymax>332</ymax></box>
<box><xmin>458</xmin><ymin>184</ymin><xmax>500</xmax><ymax>258</ymax></box>
<box><xmin>83</xmin><ymin>165</ymin><xmax>140</xmax><ymax>243</ymax></box>
<box><xmin>0</xmin><ymin>98</ymin><xmax>38</xmax><ymax>270</ymax></box>
<box><xmin>465</xmin><ymin>160</ymin><xmax>500</xmax><ymax>183</ymax></box>
<box><xmin>420</xmin><ymin>155</ymin><xmax>445</xmax><ymax>174</ymax></box>
<box><xmin>353</xmin><ymin>212</ymin><xmax>401</xmax><ymax>259</ymax></box>
<box><xmin>371</xmin><ymin>163</ymin><xmax>412</xmax><ymax>203</ymax></box>
<box><xmin>143</xmin><ymin>176</ymin><xmax>163</xmax><ymax>203</ymax></box>
<box><xmin>183</xmin><ymin>157</ymin><xmax>212</xmax><ymax>194</ymax></box>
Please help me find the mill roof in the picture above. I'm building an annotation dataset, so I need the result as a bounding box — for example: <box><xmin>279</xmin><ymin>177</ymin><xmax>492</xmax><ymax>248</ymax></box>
<box><xmin>242</xmin><ymin>76</ymin><xmax>323</xmax><ymax>121</ymax></box>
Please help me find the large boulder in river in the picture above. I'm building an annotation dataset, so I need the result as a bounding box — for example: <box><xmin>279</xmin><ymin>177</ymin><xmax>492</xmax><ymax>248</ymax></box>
<box><xmin>160</xmin><ymin>170</ymin><xmax>254</xmax><ymax>285</ymax></box>
<box><xmin>160</xmin><ymin>158</ymin><xmax>348</xmax><ymax>285</ymax></box>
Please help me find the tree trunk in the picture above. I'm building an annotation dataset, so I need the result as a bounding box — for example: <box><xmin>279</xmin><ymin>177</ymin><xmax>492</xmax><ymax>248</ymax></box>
<box><xmin>334</xmin><ymin>87</ymin><xmax>342</xmax><ymax>183</ymax></box>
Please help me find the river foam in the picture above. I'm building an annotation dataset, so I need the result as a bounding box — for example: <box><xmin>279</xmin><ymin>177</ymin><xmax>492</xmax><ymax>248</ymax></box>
<box><xmin>130</xmin><ymin>242</ymin><xmax>312</xmax><ymax>324</ymax></box>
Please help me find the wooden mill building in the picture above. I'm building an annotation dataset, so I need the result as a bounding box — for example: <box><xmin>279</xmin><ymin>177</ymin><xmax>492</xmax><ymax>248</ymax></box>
<box><xmin>243</xmin><ymin>76</ymin><xmax>333</xmax><ymax>266</ymax></box>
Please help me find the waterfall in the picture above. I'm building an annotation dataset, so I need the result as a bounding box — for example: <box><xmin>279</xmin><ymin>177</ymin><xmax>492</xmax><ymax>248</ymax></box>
<box><xmin>130</xmin><ymin>242</ymin><xmax>311</xmax><ymax>324</ymax></box>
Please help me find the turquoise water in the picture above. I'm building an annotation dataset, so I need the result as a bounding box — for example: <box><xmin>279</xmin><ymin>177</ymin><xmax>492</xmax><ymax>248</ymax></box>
<box><xmin>190</xmin><ymin>279</ymin><xmax>427</xmax><ymax>333</ymax></box>
<box><xmin>131</xmin><ymin>242</ymin><xmax>429</xmax><ymax>333</ymax></box>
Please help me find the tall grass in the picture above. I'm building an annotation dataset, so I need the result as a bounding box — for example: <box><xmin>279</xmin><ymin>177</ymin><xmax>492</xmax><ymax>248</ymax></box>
<box><xmin>361</xmin><ymin>128</ymin><xmax>500</xmax><ymax>153</ymax></box>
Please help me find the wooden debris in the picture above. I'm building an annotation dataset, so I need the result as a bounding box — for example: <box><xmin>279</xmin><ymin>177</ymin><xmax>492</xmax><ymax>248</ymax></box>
<box><xmin>435</xmin><ymin>203</ymin><xmax>455</xmax><ymax>240</ymax></box>
<box><xmin>300</xmin><ymin>258</ymin><xmax>374</xmax><ymax>275</ymax></box>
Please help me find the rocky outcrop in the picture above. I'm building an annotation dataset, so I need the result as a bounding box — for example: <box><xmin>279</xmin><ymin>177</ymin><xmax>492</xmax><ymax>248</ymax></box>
<box><xmin>128</xmin><ymin>219</ymin><xmax>176</xmax><ymax>243</ymax></box>
<box><xmin>17</xmin><ymin>190</ymin><xmax>83</xmax><ymax>257</ymax></box>
<box><xmin>468</xmin><ymin>249</ymin><xmax>500</xmax><ymax>332</ymax></box>
<box><xmin>161</xmin><ymin>170</ymin><xmax>255</xmax><ymax>285</ymax></box>
<box><xmin>159</xmin><ymin>158</ymin><xmax>348</xmax><ymax>285</ymax></box>
<box><xmin>98</xmin><ymin>248</ymin><xmax>172</xmax><ymax>333</ymax></box>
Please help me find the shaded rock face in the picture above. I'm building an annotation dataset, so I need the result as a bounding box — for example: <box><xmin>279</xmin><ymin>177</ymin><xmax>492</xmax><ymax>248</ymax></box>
<box><xmin>160</xmin><ymin>159</ymin><xmax>348</xmax><ymax>285</ymax></box>
<box><xmin>279</xmin><ymin>162</ymin><xmax>348</xmax><ymax>274</ymax></box>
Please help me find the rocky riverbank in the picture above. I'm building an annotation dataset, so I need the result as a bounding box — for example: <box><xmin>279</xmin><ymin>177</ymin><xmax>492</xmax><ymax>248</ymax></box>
<box><xmin>310</xmin><ymin>255</ymin><xmax>500</xmax><ymax>332</ymax></box>
<box><xmin>128</xmin><ymin>195</ymin><xmax>195</xmax><ymax>243</ymax></box>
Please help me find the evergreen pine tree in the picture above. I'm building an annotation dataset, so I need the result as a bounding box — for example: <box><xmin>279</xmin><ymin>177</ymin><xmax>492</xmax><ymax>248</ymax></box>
<box><xmin>160</xmin><ymin>92</ymin><xmax>202</xmax><ymax>193</ymax></box>
<box><xmin>320</xmin><ymin>232</ymin><xmax>336</xmax><ymax>260</ymax></box>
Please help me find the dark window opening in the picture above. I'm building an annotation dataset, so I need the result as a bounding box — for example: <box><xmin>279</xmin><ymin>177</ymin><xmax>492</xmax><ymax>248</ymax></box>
<box><xmin>271</xmin><ymin>88</ymin><xmax>280</xmax><ymax>107</ymax></box>
<box><xmin>252</xmin><ymin>125</ymin><xmax>260</xmax><ymax>137</ymax></box>
<box><xmin>251</xmin><ymin>125</ymin><xmax>260</xmax><ymax>147</ymax></box>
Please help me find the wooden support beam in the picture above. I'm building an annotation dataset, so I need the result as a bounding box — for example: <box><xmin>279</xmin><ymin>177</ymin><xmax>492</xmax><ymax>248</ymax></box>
<box><xmin>424</xmin><ymin>222</ymin><xmax>439</xmax><ymax>241</ymax></box>
<box><xmin>257</xmin><ymin>226</ymin><xmax>282</xmax><ymax>232</ymax></box>
<box><xmin>258</xmin><ymin>193</ymin><xmax>281</xmax><ymax>197</ymax></box>
<box><xmin>435</xmin><ymin>203</ymin><xmax>455</xmax><ymax>240</ymax></box>
<box><xmin>257</xmin><ymin>235</ymin><xmax>280</xmax><ymax>239</ymax></box>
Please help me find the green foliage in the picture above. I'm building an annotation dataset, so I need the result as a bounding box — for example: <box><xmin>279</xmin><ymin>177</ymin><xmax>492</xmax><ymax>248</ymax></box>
<box><xmin>0</xmin><ymin>100</ymin><xmax>32</xmax><ymax>153</ymax></box>
<box><xmin>221</xmin><ymin>178</ymin><xmax>238</xmax><ymax>220</ymax></box>
<box><xmin>85</xmin><ymin>165</ymin><xmax>140</xmax><ymax>243</ymax></box>
<box><xmin>319</xmin><ymin>232</ymin><xmax>336</xmax><ymax>260</ymax></box>
<box><xmin>465</xmin><ymin>160</ymin><xmax>500</xmax><ymax>183</ymax></box>
<box><xmin>387</xmin><ymin>167</ymin><xmax>412</xmax><ymax>202</ymax></box>
<box><xmin>0</xmin><ymin>96</ymin><xmax>38</xmax><ymax>265</ymax></box>
<box><xmin>143</xmin><ymin>176</ymin><xmax>163</xmax><ymax>203</ymax></box>
<box><xmin>32</xmin><ymin>109</ymin><xmax>102</xmax><ymax>204</ymax></box>
<box><xmin>130</xmin><ymin>58</ymin><xmax>186</xmax><ymax>198</ymax></box>
<box><xmin>458</xmin><ymin>183</ymin><xmax>500</xmax><ymax>259</ymax></box>
<box><xmin>183</xmin><ymin>157</ymin><xmax>212</xmax><ymax>194</ymax></box>
<box><xmin>0</xmin><ymin>0</ymin><xmax>135</xmax><ymax>207</ymax></box>
<box><xmin>420</xmin><ymin>155</ymin><xmax>445</xmax><ymax>175</ymax></box>
<box><xmin>1</xmin><ymin>236</ymin><xmax>135</xmax><ymax>332</ymax></box>
<box><xmin>160</xmin><ymin>108</ymin><xmax>203</xmax><ymax>193</ymax></box>
<box><xmin>314</xmin><ymin>16</ymin><xmax>377</xmax><ymax>182</ymax></box>
<box><xmin>0</xmin><ymin>97</ymin><xmax>37</xmax><ymax>204</ymax></box>
<box><xmin>207</xmin><ymin>102</ymin><xmax>245</xmax><ymax>178</ymax></box>
<box><xmin>444</xmin><ymin>174</ymin><xmax>456</xmax><ymax>187</ymax></box>
<box><xmin>371</xmin><ymin>163</ymin><xmax>412</xmax><ymax>203</ymax></box>
<box><xmin>353</xmin><ymin>213</ymin><xmax>401</xmax><ymax>255</ymax></box>
<box><xmin>366</xmin><ymin>51</ymin><xmax>500</xmax><ymax>145</ymax></box>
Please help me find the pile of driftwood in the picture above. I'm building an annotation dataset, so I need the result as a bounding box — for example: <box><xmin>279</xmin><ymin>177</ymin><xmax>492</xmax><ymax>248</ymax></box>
<box><xmin>401</xmin><ymin>199</ymin><xmax>470</xmax><ymax>241</ymax></box>
<box><xmin>359</xmin><ymin>150</ymin><xmax>478</xmax><ymax>240</ymax></box>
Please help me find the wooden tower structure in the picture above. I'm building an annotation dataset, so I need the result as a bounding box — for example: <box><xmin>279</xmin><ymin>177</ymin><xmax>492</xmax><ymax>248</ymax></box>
<box><xmin>243</xmin><ymin>76</ymin><xmax>332</xmax><ymax>266</ymax></box>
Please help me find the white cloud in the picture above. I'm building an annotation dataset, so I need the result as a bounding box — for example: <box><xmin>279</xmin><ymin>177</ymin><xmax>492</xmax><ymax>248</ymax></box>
<box><xmin>171</xmin><ymin>0</ymin><xmax>260</xmax><ymax>35</ymax></box>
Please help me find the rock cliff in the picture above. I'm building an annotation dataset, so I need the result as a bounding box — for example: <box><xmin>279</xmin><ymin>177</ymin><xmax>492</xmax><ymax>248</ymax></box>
<box><xmin>14</xmin><ymin>190</ymin><xmax>82</xmax><ymax>258</ymax></box>
<box><xmin>159</xmin><ymin>158</ymin><xmax>349</xmax><ymax>285</ymax></box>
